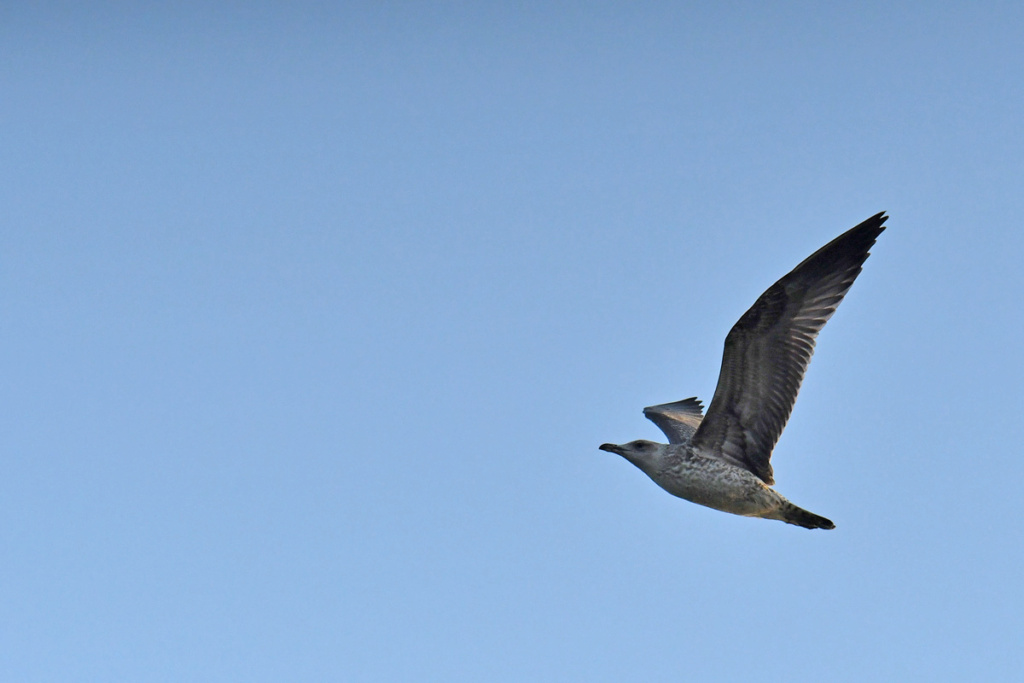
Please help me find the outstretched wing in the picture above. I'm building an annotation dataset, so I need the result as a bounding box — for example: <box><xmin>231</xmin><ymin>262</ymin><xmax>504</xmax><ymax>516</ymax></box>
<box><xmin>691</xmin><ymin>212</ymin><xmax>887</xmax><ymax>484</ymax></box>
<box><xmin>643</xmin><ymin>397</ymin><xmax>704</xmax><ymax>444</ymax></box>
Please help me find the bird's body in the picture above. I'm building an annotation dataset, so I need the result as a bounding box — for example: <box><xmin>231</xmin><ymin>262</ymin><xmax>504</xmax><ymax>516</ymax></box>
<box><xmin>601</xmin><ymin>213</ymin><xmax>888</xmax><ymax>530</ymax></box>
<box><xmin>602</xmin><ymin>439</ymin><xmax>834</xmax><ymax>528</ymax></box>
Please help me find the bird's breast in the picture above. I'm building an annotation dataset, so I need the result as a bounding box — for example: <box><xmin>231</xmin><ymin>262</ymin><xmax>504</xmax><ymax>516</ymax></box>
<box><xmin>649</xmin><ymin>452</ymin><xmax>778</xmax><ymax>514</ymax></box>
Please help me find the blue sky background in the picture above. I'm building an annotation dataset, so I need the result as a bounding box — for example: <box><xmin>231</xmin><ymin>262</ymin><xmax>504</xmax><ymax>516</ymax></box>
<box><xmin>3</xmin><ymin>3</ymin><xmax>1023</xmax><ymax>681</ymax></box>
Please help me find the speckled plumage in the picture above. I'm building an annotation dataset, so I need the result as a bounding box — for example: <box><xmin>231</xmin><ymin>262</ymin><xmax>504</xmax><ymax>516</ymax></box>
<box><xmin>600</xmin><ymin>213</ymin><xmax>888</xmax><ymax>530</ymax></box>
<box><xmin>600</xmin><ymin>439</ymin><xmax>832</xmax><ymax>528</ymax></box>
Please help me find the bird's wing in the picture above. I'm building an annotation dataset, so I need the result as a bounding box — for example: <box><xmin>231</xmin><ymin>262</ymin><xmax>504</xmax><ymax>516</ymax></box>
<box><xmin>643</xmin><ymin>397</ymin><xmax>704</xmax><ymax>444</ymax></box>
<box><xmin>690</xmin><ymin>212</ymin><xmax>887</xmax><ymax>484</ymax></box>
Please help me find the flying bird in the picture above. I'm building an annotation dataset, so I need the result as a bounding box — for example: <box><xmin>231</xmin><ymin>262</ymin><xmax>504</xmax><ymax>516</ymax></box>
<box><xmin>600</xmin><ymin>213</ymin><xmax>887</xmax><ymax>529</ymax></box>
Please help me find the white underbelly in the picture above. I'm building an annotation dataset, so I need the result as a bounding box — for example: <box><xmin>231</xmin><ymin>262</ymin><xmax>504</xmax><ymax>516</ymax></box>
<box><xmin>654</xmin><ymin>457</ymin><xmax>782</xmax><ymax>516</ymax></box>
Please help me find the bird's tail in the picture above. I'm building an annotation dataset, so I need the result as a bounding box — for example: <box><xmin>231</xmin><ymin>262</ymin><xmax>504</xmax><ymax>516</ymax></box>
<box><xmin>776</xmin><ymin>502</ymin><xmax>835</xmax><ymax>530</ymax></box>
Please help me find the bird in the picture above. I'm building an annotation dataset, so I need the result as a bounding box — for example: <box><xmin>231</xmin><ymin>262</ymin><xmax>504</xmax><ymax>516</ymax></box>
<box><xmin>599</xmin><ymin>212</ymin><xmax>887</xmax><ymax>529</ymax></box>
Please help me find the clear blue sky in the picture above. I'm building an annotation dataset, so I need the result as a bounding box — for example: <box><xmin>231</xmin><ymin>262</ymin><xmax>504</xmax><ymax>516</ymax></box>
<box><xmin>3</xmin><ymin>3</ymin><xmax>1022</xmax><ymax>681</ymax></box>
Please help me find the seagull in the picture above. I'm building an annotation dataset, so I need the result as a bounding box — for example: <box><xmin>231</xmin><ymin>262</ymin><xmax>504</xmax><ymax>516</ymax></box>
<box><xmin>600</xmin><ymin>213</ymin><xmax>887</xmax><ymax>529</ymax></box>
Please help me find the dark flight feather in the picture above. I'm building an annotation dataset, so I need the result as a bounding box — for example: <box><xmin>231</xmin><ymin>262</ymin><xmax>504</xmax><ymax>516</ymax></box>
<box><xmin>690</xmin><ymin>212</ymin><xmax>888</xmax><ymax>484</ymax></box>
<box><xmin>644</xmin><ymin>397</ymin><xmax>704</xmax><ymax>444</ymax></box>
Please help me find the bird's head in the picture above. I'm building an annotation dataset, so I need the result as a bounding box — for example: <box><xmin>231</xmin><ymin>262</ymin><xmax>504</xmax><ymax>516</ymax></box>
<box><xmin>599</xmin><ymin>440</ymin><xmax>667</xmax><ymax>475</ymax></box>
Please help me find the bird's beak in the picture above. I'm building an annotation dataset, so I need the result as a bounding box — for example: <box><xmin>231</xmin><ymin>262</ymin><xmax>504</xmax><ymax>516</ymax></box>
<box><xmin>599</xmin><ymin>443</ymin><xmax>622</xmax><ymax>454</ymax></box>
